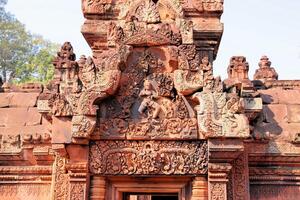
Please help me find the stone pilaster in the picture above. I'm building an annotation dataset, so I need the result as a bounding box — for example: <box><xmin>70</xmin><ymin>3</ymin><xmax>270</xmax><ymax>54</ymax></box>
<box><xmin>208</xmin><ymin>163</ymin><xmax>232</xmax><ymax>200</ymax></box>
<box><xmin>232</xmin><ymin>152</ymin><xmax>250</xmax><ymax>200</ymax></box>
<box><xmin>208</xmin><ymin>139</ymin><xmax>245</xmax><ymax>200</ymax></box>
<box><xmin>50</xmin><ymin>146</ymin><xmax>69</xmax><ymax>200</ymax></box>
<box><xmin>67</xmin><ymin>163</ymin><xmax>89</xmax><ymax>200</ymax></box>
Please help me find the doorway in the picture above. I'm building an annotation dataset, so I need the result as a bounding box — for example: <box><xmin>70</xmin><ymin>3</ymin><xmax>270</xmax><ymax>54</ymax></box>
<box><xmin>124</xmin><ymin>194</ymin><xmax>178</xmax><ymax>200</ymax></box>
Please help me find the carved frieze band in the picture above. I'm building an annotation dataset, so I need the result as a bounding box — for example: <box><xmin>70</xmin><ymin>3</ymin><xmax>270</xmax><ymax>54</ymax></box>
<box><xmin>89</xmin><ymin>140</ymin><xmax>208</xmax><ymax>175</ymax></box>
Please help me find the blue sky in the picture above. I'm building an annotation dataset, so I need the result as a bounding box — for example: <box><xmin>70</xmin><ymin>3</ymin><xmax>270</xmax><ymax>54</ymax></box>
<box><xmin>6</xmin><ymin>0</ymin><xmax>300</xmax><ymax>80</ymax></box>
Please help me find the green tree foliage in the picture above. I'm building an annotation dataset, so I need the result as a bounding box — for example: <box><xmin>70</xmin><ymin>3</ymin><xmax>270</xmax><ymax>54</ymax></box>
<box><xmin>14</xmin><ymin>36</ymin><xmax>59</xmax><ymax>83</ymax></box>
<box><xmin>0</xmin><ymin>1</ymin><xmax>58</xmax><ymax>83</ymax></box>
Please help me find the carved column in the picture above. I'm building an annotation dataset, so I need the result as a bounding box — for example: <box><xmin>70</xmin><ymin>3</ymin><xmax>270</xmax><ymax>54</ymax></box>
<box><xmin>90</xmin><ymin>177</ymin><xmax>106</xmax><ymax>200</ymax></box>
<box><xmin>191</xmin><ymin>177</ymin><xmax>208</xmax><ymax>200</ymax></box>
<box><xmin>208</xmin><ymin>163</ymin><xmax>232</xmax><ymax>200</ymax></box>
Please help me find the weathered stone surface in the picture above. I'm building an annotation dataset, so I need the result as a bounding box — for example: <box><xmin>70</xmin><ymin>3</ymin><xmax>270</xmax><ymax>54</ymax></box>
<box><xmin>10</xmin><ymin>93</ymin><xmax>39</xmax><ymax>107</ymax></box>
<box><xmin>251</xmin><ymin>185</ymin><xmax>300</xmax><ymax>200</ymax></box>
<box><xmin>0</xmin><ymin>108</ymin><xmax>28</xmax><ymax>127</ymax></box>
<box><xmin>26</xmin><ymin>107</ymin><xmax>42</xmax><ymax>126</ymax></box>
<box><xmin>259</xmin><ymin>89</ymin><xmax>279</xmax><ymax>104</ymax></box>
<box><xmin>52</xmin><ymin>117</ymin><xmax>72</xmax><ymax>144</ymax></box>
<box><xmin>287</xmin><ymin>105</ymin><xmax>300</xmax><ymax>123</ymax></box>
<box><xmin>0</xmin><ymin>107</ymin><xmax>42</xmax><ymax>127</ymax></box>
<box><xmin>0</xmin><ymin>92</ymin><xmax>39</xmax><ymax>108</ymax></box>
<box><xmin>277</xmin><ymin>90</ymin><xmax>300</xmax><ymax>105</ymax></box>
<box><xmin>0</xmin><ymin>93</ymin><xmax>11</xmax><ymax>108</ymax></box>
<box><xmin>263</xmin><ymin>104</ymin><xmax>288</xmax><ymax>124</ymax></box>
<box><xmin>0</xmin><ymin>125</ymin><xmax>49</xmax><ymax>135</ymax></box>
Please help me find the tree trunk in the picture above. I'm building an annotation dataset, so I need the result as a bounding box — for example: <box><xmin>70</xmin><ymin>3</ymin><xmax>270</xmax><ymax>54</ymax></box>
<box><xmin>2</xmin><ymin>69</ymin><xmax>6</xmax><ymax>83</ymax></box>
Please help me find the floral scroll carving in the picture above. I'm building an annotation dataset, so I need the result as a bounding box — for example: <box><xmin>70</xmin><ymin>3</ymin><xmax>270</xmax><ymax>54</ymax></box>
<box><xmin>52</xmin><ymin>154</ymin><xmax>69</xmax><ymax>200</ymax></box>
<box><xmin>70</xmin><ymin>183</ymin><xmax>85</xmax><ymax>200</ymax></box>
<box><xmin>210</xmin><ymin>183</ymin><xmax>226</xmax><ymax>200</ymax></box>
<box><xmin>89</xmin><ymin>141</ymin><xmax>208</xmax><ymax>175</ymax></box>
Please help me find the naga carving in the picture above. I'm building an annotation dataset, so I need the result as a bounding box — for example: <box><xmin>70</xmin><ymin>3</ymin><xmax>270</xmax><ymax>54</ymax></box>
<box><xmin>193</xmin><ymin>89</ymin><xmax>250</xmax><ymax>138</ymax></box>
<box><xmin>38</xmin><ymin>43</ymin><xmax>132</xmax><ymax>140</ymax></box>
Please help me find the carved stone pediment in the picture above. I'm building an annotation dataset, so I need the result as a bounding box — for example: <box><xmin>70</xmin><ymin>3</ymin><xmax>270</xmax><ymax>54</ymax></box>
<box><xmin>96</xmin><ymin>45</ymin><xmax>200</xmax><ymax>140</ymax></box>
<box><xmin>38</xmin><ymin>0</ymin><xmax>256</xmax><ymax>144</ymax></box>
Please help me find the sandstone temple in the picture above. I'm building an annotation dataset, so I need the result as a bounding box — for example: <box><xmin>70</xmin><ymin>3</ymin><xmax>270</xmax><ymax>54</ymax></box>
<box><xmin>0</xmin><ymin>0</ymin><xmax>300</xmax><ymax>199</ymax></box>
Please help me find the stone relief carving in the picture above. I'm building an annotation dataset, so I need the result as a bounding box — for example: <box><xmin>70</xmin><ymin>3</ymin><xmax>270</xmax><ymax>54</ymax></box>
<box><xmin>174</xmin><ymin>45</ymin><xmax>203</xmax><ymax>95</ymax></box>
<box><xmin>0</xmin><ymin>133</ymin><xmax>52</xmax><ymax>156</ymax></box>
<box><xmin>39</xmin><ymin>0</ymin><xmax>253</xmax><ymax>144</ymax></box>
<box><xmin>222</xmin><ymin>96</ymin><xmax>250</xmax><ymax>137</ymax></box>
<box><xmin>193</xmin><ymin>91</ymin><xmax>250</xmax><ymax>138</ymax></box>
<box><xmin>52</xmin><ymin>154</ymin><xmax>69</xmax><ymax>200</ymax></box>
<box><xmin>192</xmin><ymin>0</ymin><xmax>224</xmax><ymax>12</ymax></box>
<box><xmin>118</xmin><ymin>0</ymin><xmax>183</xmax><ymax>21</ymax></box>
<box><xmin>89</xmin><ymin>141</ymin><xmax>208</xmax><ymax>175</ymax></box>
<box><xmin>72</xmin><ymin>115</ymin><xmax>96</xmax><ymax>139</ymax></box>
<box><xmin>210</xmin><ymin>183</ymin><xmax>226</xmax><ymax>200</ymax></box>
<box><xmin>82</xmin><ymin>0</ymin><xmax>112</xmax><ymax>14</ymax></box>
<box><xmin>138</xmin><ymin>79</ymin><xmax>161</xmax><ymax>120</ymax></box>
<box><xmin>232</xmin><ymin>153</ymin><xmax>249</xmax><ymax>200</ymax></box>
<box><xmin>0</xmin><ymin>134</ymin><xmax>21</xmax><ymax>153</ymax></box>
<box><xmin>70</xmin><ymin>182</ymin><xmax>86</xmax><ymax>200</ymax></box>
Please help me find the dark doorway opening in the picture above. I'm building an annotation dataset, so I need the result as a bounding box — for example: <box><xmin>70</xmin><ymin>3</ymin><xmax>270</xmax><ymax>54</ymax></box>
<box><xmin>124</xmin><ymin>193</ymin><xmax>178</xmax><ymax>200</ymax></box>
<box><xmin>152</xmin><ymin>195</ymin><xmax>178</xmax><ymax>200</ymax></box>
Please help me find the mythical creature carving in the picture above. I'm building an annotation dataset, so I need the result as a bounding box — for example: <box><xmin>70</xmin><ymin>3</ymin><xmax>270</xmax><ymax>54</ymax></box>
<box><xmin>72</xmin><ymin>115</ymin><xmax>96</xmax><ymax>139</ymax></box>
<box><xmin>193</xmin><ymin>91</ymin><xmax>250</xmax><ymax>138</ymax></box>
<box><xmin>222</xmin><ymin>95</ymin><xmax>250</xmax><ymax>137</ymax></box>
<box><xmin>193</xmin><ymin>91</ymin><xmax>225</xmax><ymax>137</ymax></box>
<box><xmin>174</xmin><ymin>45</ymin><xmax>204</xmax><ymax>95</ymax></box>
<box><xmin>89</xmin><ymin>141</ymin><xmax>208</xmax><ymax>175</ymax></box>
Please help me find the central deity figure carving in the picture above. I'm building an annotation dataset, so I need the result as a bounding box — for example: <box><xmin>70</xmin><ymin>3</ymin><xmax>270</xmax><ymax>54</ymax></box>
<box><xmin>138</xmin><ymin>79</ymin><xmax>161</xmax><ymax>120</ymax></box>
